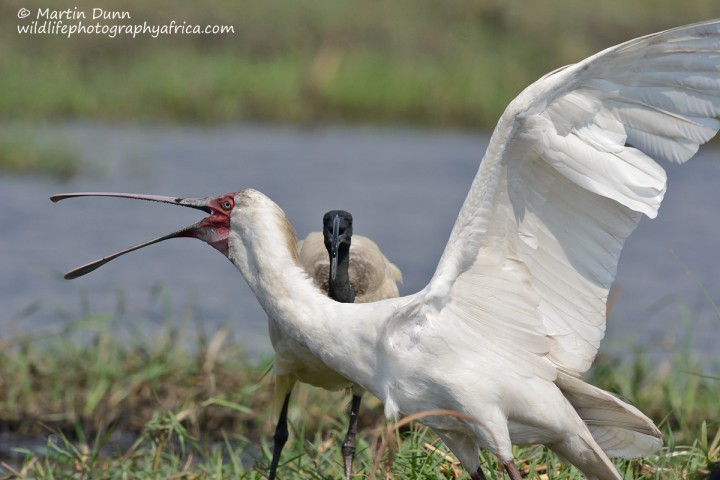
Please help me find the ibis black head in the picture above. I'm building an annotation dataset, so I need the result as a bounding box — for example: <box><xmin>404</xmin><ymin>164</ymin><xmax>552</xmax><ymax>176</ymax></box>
<box><xmin>322</xmin><ymin>210</ymin><xmax>353</xmax><ymax>281</ymax></box>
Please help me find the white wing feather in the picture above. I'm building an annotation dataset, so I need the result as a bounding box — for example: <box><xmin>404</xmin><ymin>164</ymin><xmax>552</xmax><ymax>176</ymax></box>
<box><xmin>424</xmin><ymin>20</ymin><xmax>720</xmax><ymax>375</ymax></box>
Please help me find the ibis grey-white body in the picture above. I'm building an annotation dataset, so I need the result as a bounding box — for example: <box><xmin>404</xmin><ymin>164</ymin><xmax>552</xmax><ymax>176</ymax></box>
<box><xmin>53</xmin><ymin>20</ymin><xmax>720</xmax><ymax>479</ymax></box>
<box><xmin>298</xmin><ymin>232</ymin><xmax>403</xmax><ymax>303</ymax></box>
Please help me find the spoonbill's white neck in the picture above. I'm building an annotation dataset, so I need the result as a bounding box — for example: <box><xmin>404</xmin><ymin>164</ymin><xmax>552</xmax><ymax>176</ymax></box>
<box><xmin>227</xmin><ymin>189</ymin><xmax>390</xmax><ymax>392</ymax></box>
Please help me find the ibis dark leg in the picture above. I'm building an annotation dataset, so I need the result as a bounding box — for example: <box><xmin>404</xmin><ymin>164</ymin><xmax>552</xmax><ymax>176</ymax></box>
<box><xmin>269</xmin><ymin>393</ymin><xmax>291</xmax><ymax>480</ymax></box>
<box><xmin>341</xmin><ymin>393</ymin><xmax>362</xmax><ymax>479</ymax></box>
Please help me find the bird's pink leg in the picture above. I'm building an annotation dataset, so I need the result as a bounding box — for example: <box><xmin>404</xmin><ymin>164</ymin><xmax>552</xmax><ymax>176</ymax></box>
<box><xmin>470</xmin><ymin>459</ymin><xmax>522</xmax><ymax>480</ymax></box>
<box><xmin>502</xmin><ymin>459</ymin><xmax>523</xmax><ymax>480</ymax></box>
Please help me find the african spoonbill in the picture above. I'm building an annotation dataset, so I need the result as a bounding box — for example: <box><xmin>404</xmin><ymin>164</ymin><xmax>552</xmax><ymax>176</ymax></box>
<box><xmin>52</xmin><ymin>20</ymin><xmax>720</xmax><ymax>479</ymax></box>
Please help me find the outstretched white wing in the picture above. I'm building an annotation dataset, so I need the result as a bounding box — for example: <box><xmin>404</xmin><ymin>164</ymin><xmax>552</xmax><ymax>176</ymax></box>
<box><xmin>424</xmin><ymin>20</ymin><xmax>720</xmax><ymax>375</ymax></box>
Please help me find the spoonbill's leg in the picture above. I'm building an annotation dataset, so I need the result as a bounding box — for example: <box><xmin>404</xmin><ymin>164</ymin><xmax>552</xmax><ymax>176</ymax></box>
<box><xmin>471</xmin><ymin>459</ymin><xmax>521</xmax><ymax>480</ymax></box>
<box><xmin>269</xmin><ymin>393</ymin><xmax>291</xmax><ymax>480</ymax></box>
<box><xmin>502</xmin><ymin>459</ymin><xmax>522</xmax><ymax>480</ymax></box>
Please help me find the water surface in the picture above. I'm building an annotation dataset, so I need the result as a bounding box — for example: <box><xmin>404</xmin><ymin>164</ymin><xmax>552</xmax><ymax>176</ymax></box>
<box><xmin>1</xmin><ymin>123</ymin><xmax>718</xmax><ymax>360</ymax></box>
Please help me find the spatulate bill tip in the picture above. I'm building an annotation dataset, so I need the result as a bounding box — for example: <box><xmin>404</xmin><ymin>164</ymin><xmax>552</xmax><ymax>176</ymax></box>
<box><xmin>64</xmin><ymin>260</ymin><xmax>105</xmax><ymax>280</ymax></box>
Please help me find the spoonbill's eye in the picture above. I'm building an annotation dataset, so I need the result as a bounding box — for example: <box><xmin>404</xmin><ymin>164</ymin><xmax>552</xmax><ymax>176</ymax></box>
<box><xmin>222</xmin><ymin>199</ymin><xmax>233</xmax><ymax>210</ymax></box>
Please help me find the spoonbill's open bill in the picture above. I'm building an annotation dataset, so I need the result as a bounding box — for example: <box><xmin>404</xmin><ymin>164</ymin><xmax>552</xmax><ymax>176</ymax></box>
<box><xmin>268</xmin><ymin>210</ymin><xmax>402</xmax><ymax>480</ymax></box>
<box><xmin>52</xmin><ymin>20</ymin><xmax>720</xmax><ymax>479</ymax></box>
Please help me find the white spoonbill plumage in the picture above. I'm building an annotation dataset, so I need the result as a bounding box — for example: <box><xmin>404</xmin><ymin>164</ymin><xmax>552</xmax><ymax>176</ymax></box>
<box><xmin>52</xmin><ymin>20</ymin><xmax>720</xmax><ymax>479</ymax></box>
<box><xmin>269</xmin><ymin>210</ymin><xmax>402</xmax><ymax>480</ymax></box>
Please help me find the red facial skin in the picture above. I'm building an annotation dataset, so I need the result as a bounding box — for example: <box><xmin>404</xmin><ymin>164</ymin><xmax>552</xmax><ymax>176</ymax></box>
<box><xmin>180</xmin><ymin>194</ymin><xmax>234</xmax><ymax>255</ymax></box>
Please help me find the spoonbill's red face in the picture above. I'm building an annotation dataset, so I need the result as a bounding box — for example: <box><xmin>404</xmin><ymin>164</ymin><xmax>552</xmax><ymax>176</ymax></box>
<box><xmin>50</xmin><ymin>192</ymin><xmax>237</xmax><ymax>279</ymax></box>
<box><xmin>183</xmin><ymin>194</ymin><xmax>235</xmax><ymax>255</ymax></box>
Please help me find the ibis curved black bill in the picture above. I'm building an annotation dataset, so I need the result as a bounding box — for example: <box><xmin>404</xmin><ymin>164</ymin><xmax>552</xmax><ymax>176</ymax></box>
<box><xmin>330</xmin><ymin>213</ymin><xmax>341</xmax><ymax>281</ymax></box>
<box><xmin>50</xmin><ymin>191</ymin><xmax>235</xmax><ymax>279</ymax></box>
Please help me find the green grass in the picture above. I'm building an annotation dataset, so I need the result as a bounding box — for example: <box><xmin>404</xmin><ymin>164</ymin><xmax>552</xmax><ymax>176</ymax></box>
<box><xmin>2</xmin><ymin>0</ymin><xmax>718</xmax><ymax>128</ymax></box>
<box><xmin>0</xmin><ymin>127</ymin><xmax>80</xmax><ymax>179</ymax></box>
<box><xmin>0</xmin><ymin>316</ymin><xmax>717</xmax><ymax>479</ymax></box>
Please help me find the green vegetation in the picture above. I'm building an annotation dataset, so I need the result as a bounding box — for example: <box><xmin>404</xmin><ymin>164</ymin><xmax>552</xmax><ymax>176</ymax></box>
<box><xmin>0</xmin><ymin>318</ymin><xmax>717</xmax><ymax>479</ymax></box>
<box><xmin>0</xmin><ymin>127</ymin><xmax>80</xmax><ymax>179</ymax></box>
<box><xmin>2</xmin><ymin>0</ymin><xmax>717</xmax><ymax>128</ymax></box>
<box><xmin>1</xmin><ymin>0</ymin><xmax>717</xmax><ymax>176</ymax></box>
